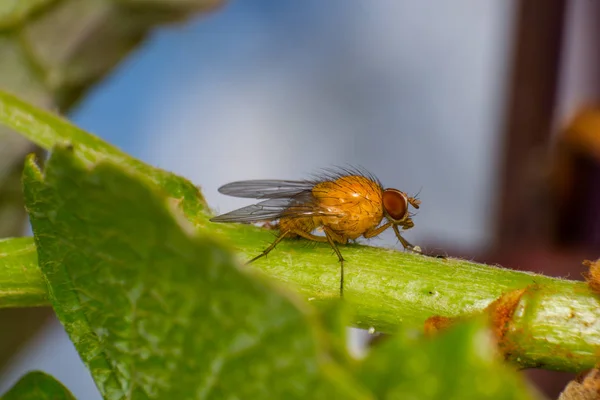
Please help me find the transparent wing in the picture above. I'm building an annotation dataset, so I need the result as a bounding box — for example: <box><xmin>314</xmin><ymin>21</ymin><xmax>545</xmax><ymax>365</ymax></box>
<box><xmin>210</xmin><ymin>193</ymin><xmax>339</xmax><ymax>223</ymax></box>
<box><xmin>217</xmin><ymin>179</ymin><xmax>316</xmax><ymax>199</ymax></box>
<box><xmin>210</xmin><ymin>198</ymin><xmax>295</xmax><ymax>223</ymax></box>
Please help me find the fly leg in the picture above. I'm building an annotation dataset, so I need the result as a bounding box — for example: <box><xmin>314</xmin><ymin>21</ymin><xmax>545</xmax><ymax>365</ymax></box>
<box><xmin>324</xmin><ymin>228</ymin><xmax>346</xmax><ymax>298</ymax></box>
<box><xmin>293</xmin><ymin>228</ymin><xmax>347</xmax><ymax>298</ymax></box>
<box><xmin>247</xmin><ymin>229</ymin><xmax>290</xmax><ymax>264</ymax></box>
<box><xmin>364</xmin><ymin>220</ymin><xmax>420</xmax><ymax>253</ymax></box>
<box><xmin>392</xmin><ymin>223</ymin><xmax>421</xmax><ymax>254</ymax></box>
<box><xmin>393</xmin><ymin>221</ymin><xmax>447</xmax><ymax>258</ymax></box>
<box><xmin>363</xmin><ymin>221</ymin><xmax>393</xmax><ymax>239</ymax></box>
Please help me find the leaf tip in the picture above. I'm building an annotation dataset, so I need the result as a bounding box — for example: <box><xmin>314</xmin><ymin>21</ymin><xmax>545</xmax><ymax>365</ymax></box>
<box><xmin>23</xmin><ymin>152</ymin><xmax>43</xmax><ymax>179</ymax></box>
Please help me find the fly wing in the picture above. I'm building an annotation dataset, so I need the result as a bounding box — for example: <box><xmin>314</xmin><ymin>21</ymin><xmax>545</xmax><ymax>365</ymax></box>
<box><xmin>210</xmin><ymin>198</ymin><xmax>295</xmax><ymax>223</ymax></box>
<box><xmin>217</xmin><ymin>179</ymin><xmax>315</xmax><ymax>199</ymax></box>
<box><xmin>210</xmin><ymin>191</ymin><xmax>339</xmax><ymax>223</ymax></box>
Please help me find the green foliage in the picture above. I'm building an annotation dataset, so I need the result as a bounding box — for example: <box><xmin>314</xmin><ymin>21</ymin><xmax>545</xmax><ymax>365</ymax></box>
<box><xmin>2</xmin><ymin>371</ymin><xmax>76</xmax><ymax>400</ymax></box>
<box><xmin>22</xmin><ymin>146</ymin><xmax>367</xmax><ymax>399</ymax></box>
<box><xmin>0</xmin><ymin>90</ymin><xmax>539</xmax><ymax>398</ymax></box>
<box><xmin>356</xmin><ymin>320</ymin><xmax>531</xmax><ymax>400</ymax></box>
<box><xmin>0</xmin><ymin>0</ymin><xmax>225</xmax><ymax>385</ymax></box>
<box><xmin>0</xmin><ymin>237</ymin><xmax>46</xmax><ymax>307</ymax></box>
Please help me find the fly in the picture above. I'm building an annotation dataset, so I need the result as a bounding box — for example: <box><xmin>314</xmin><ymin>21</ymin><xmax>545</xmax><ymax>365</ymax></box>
<box><xmin>210</xmin><ymin>168</ymin><xmax>421</xmax><ymax>297</ymax></box>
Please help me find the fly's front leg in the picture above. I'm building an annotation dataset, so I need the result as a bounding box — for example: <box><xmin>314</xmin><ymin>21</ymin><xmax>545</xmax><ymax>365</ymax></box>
<box><xmin>401</xmin><ymin>218</ymin><xmax>414</xmax><ymax>230</ymax></box>
<box><xmin>394</xmin><ymin>220</ymin><xmax>446</xmax><ymax>258</ymax></box>
<box><xmin>392</xmin><ymin>224</ymin><xmax>421</xmax><ymax>254</ymax></box>
<box><xmin>365</xmin><ymin>220</ymin><xmax>419</xmax><ymax>253</ymax></box>
<box><xmin>363</xmin><ymin>221</ymin><xmax>393</xmax><ymax>239</ymax></box>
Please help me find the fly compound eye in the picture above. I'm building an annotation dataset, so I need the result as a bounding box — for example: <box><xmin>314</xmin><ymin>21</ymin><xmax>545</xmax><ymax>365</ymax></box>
<box><xmin>383</xmin><ymin>189</ymin><xmax>408</xmax><ymax>221</ymax></box>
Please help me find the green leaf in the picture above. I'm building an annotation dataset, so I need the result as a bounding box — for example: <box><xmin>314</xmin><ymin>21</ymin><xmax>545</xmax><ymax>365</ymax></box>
<box><xmin>23</xmin><ymin>146</ymin><xmax>368</xmax><ymax>399</ymax></box>
<box><xmin>356</xmin><ymin>319</ymin><xmax>533</xmax><ymax>400</ymax></box>
<box><xmin>0</xmin><ymin>0</ymin><xmax>222</xmax><ymax>381</ymax></box>
<box><xmin>0</xmin><ymin>237</ymin><xmax>46</xmax><ymax>307</ymax></box>
<box><xmin>2</xmin><ymin>371</ymin><xmax>76</xmax><ymax>400</ymax></box>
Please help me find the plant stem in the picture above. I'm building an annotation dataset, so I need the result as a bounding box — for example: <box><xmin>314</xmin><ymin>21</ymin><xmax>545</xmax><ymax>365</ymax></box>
<box><xmin>2</xmin><ymin>218</ymin><xmax>599</xmax><ymax>372</ymax></box>
<box><xmin>0</xmin><ymin>237</ymin><xmax>47</xmax><ymax>307</ymax></box>
<box><xmin>216</xmin><ymin>222</ymin><xmax>600</xmax><ymax>372</ymax></box>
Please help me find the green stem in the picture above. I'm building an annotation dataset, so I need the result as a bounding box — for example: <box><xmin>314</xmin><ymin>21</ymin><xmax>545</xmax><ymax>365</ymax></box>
<box><xmin>0</xmin><ymin>237</ymin><xmax>47</xmax><ymax>307</ymax></box>
<box><xmin>0</xmin><ymin>88</ymin><xmax>598</xmax><ymax>373</ymax></box>
<box><xmin>3</xmin><ymin>219</ymin><xmax>599</xmax><ymax>372</ymax></box>
<box><xmin>216</xmin><ymin>221</ymin><xmax>600</xmax><ymax>372</ymax></box>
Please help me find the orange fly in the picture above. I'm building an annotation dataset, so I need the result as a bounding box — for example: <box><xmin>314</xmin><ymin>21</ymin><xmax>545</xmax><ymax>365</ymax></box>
<box><xmin>210</xmin><ymin>168</ymin><xmax>421</xmax><ymax>297</ymax></box>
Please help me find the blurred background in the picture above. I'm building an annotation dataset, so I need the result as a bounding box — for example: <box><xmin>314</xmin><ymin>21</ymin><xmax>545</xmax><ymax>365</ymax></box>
<box><xmin>0</xmin><ymin>0</ymin><xmax>599</xmax><ymax>398</ymax></box>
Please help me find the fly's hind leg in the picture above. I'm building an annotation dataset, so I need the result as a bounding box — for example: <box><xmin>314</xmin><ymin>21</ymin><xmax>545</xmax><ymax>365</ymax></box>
<box><xmin>247</xmin><ymin>229</ymin><xmax>291</xmax><ymax>264</ymax></box>
<box><xmin>293</xmin><ymin>228</ymin><xmax>347</xmax><ymax>298</ymax></box>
